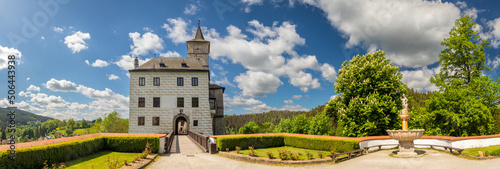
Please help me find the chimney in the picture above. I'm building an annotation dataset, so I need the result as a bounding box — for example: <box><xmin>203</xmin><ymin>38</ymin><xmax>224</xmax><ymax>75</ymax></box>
<box><xmin>134</xmin><ymin>57</ymin><xmax>139</xmax><ymax>69</ymax></box>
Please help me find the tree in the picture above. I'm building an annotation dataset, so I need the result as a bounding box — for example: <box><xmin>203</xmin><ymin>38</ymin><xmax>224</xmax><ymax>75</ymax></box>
<box><xmin>67</xmin><ymin>119</ymin><xmax>75</xmax><ymax>129</ymax></box>
<box><xmin>291</xmin><ymin>114</ymin><xmax>310</xmax><ymax>134</ymax></box>
<box><xmin>307</xmin><ymin>112</ymin><xmax>333</xmax><ymax>135</ymax></box>
<box><xmin>42</xmin><ymin>119</ymin><xmax>58</xmax><ymax>133</ymax></box>
<box><xmin>327</xmin><ymin>50</ymin><xmax>407</xmax><ymax>137</ymax></box>
<box><xmin>238</xmin><ymin>121</ymin><xmax>259</xmax><ymax>134</ymax></box>
<box><xmin>101</xmin><ymin>111</ymin><xmax>129</xmax><ymax>133</ymax></box>
<box><xmin>275</xmin><ymin>118</ymin><xmax>293</xmax><ymax>133</ymax></box>
<box><xmin>66</xmin><ymin>125</ymin><xmax>74</xmax><ymax>136</ymax></box>
<box><xmin>417</xmin><ymin>15</ymin><xmax>500</xmax><ymax>136</ymax></box>
<box><xmin>35</xmin><ymin>127</ymin><xmax>39</xmax><ymax>139</ymax></box>
<box><xmin>81</xmin><ymin>119</ymin><xmax>88</xmax><ymax>128</ymax></box>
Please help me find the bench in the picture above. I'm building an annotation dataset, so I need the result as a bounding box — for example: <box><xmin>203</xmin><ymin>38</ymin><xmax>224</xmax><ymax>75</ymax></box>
<box><xmin>329</xmin><ymin>149</ymin><xmax>365</xmax><ymax>162</ymax></box>
<box><xmin>414</xmin><ymin>144</ymin><xmax>463</xmax><ymax>155</ymax></box>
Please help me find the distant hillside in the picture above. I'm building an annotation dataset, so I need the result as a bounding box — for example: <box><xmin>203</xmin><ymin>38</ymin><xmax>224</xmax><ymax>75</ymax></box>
<box><xmin>407</xmin><ymin>88</ymin><xmax>434</xmax><ymax>110</ymax></box>
<box><xmin>224</xmin><ymin>104</ymin><xmax>326</xmax><ymax>131</ymax></box>
<box><xmin>0</xmin><ymin>108</ymin><xmax>53</xmax><ymax>128</ymax></box>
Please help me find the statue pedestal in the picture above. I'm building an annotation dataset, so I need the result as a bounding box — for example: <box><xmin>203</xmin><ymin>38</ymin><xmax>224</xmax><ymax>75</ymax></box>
<box><xmin>397</xmin><ymin>140</ymin><xmax>418</xmax><ymax>157</ymax></box>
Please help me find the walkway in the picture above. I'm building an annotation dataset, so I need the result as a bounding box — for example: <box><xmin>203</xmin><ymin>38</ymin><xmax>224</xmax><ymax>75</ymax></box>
<box><xmin>169</xmin><ymin>135</ymin><xmax>204</xmax><ymax>154</ymax></box>
<box><xmin>148</xmin><ymin>149</ymin><xmax>500</xmax><ymax>169</ymax></box>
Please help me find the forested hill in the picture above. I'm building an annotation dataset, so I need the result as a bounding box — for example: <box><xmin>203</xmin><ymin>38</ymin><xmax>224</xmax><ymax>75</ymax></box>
<box><xmin>224</xmin><ymin>105</ymin><xmax>326</xmax><ymax>132</ymax></box>
<box><xmin>407</xmin><ymin>88</ymin><xmax>434</xmax><ymax>110</ymax></box>
<box><xmin>0</xmin><ymin>108</ymin><xmax>53</xmax><ymax>128</ymax></box>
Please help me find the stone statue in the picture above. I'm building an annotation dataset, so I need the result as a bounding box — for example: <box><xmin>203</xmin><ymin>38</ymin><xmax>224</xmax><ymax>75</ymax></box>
<box><xmin>401</xmin><ymin>94</ymin><xmax>408</xmax><ymax>114</ymax></box>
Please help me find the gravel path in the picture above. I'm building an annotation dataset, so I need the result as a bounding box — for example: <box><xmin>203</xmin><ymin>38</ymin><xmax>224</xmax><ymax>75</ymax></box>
<box><xmin>148</xmin><ymin>149</ymin><xmax>500</xmax><ymax>169</ymax></box>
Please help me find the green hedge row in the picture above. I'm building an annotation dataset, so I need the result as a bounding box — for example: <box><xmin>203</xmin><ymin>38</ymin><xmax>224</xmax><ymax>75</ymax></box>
<box><xmin>0</xmin><ymin>136</ymin><xmax>159</xmax><ymax>169</ymax></box>
<box><xmin>216</xmin><ymin>134</ymin><xmax>359</xmax><ymax>153</ymax></box>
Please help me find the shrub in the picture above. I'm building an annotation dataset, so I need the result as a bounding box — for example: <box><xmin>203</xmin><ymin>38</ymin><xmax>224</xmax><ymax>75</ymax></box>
<box><xmin>290</xmin><ymin>153</ymin><xmax>300</xmax><ymax>160</ymax></box>
<box><xmin>42</xmin><ymin>160</ymin><xmax>66</xmax><ymax>169</ymax></box>
<box><xmin>235</xmin><ymin>146</ymin><xmax>241</xmax><ymax>154</ymax></box>
<box><xmin>105</xmin><ymin>137</ymin><xmax>159</xmax><ymax>153</ymax></box>
<box><xmin>217</xmin><ymin>135</ymin><xmax>284</xmax><ymax>151</ymax></box>
<box><xmin>318</xmin><ymin>151</ymin><xmax>324</xmax><ymax>158</ymax></box>
<box><xmin>278</xmin><ymin>148</ymin><xmax>289</xmax><ymax>160</ymax></box>
<box><xmin>248</xmin><ymin>146</ymin><xmax>255</xmax><ymax>156</ymax></box>
<box><xmin>284</xmin><ymin>136</ymin><xmax>359</xmax><ymax>152</ymax></box>
<box><xmin>266</xmin><ymin>151</ymin><xmax>275</xmax><ymax>159</ymax></box>
<box><xmin>124</xmin><ymin>159</ymin><xmax>128</xmax><ymax>166</ymax></box>
<box><xmin>491</xmin><ymin>149</ymin><xmax>500</xmax><ymax>156</ymax></box>
<box><xmin>305</xmin><ymin>151</ymin><xmax>313</xmax><ymax>160</ymax></box>
<box><xmin>484</xmin><ymin>151</ymin><xmax>490</xmax><ymax>157</ymax></box>
<box><xmin>107</xmin><ymin>155</ymin><xmax>119</xmax><ymax>169</ymax></box>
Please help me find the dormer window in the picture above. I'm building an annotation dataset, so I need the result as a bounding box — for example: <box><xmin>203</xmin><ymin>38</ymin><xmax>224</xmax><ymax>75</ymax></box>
<box><xmin>181</xmin><ymin>63</ymin><xmax>188</xmax><ymax>67</ymax></box>
<box><xmin>159</xmin><ymin>63</ymin><xmax>166</xmax><ymax>67</ymax></box>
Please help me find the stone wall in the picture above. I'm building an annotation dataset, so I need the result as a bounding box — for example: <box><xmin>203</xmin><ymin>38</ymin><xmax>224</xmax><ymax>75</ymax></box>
<box><xmin>129</xmin><ymin>70</ymin><xmax>213</xmax><ymax>136</ymax></box>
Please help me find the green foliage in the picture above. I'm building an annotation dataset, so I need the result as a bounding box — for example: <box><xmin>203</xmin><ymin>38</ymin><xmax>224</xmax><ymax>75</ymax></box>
<box><xmin>491</xmin><ymin>149</ymin><xmax>500</xmax><ymax>156</ymax></box>
<box><xmin>67</xmin><ymin>119</ymin><xmax>76</xmax><ymax>130</ymax></box>
<box><xmin>291</xmin><ymin>114</ymin><xmax>309</xmax><ymax>134</ymax></box>
<box><xmin>307</xmin><ymin>112</ymin><xmax>332</xmax><ymax>135</ymax></box>
<box><xmin>0</xmin><ymin>136</ymin><xmax>159</xmax><ymax>169</ymax></box>
<box><xmin>81</xmin><ymin>119</ymin><xmax>89</xmax><ymax>128</ymax></box>
<box><xmin>275</xmin><ymin>118</ymin><xmax>293</xmax><ymax>133</ymax></box>
<box><xmin>330</xmin><ymin>50</ymin><xmax>406</xmax><ymax>136</ymax></box>
<box><xmin>101</xmin><ymin>111</ymin><xmax>129</xmax><ymax>133</ymax></box>
<box><xmin>238</xmin><ymin>121</ymin><xmax>259</xmax><ymax>134</ymax></box>
<box><xmin>248</xmin><ymin>145</ymin><xmax>255</xmax><ymax>156</ymax></box>
<box><xmin>416</xmin><ymin>15</ymin><xmax>500</xmax><ymax>136</ymax></box>
<box><xmin>235</xmin><ymin>146</ymin><xmax>241</xmax><ymax>153</ymax></box>
<box><xmin>0</xmin><ymin>108</ymin><xmax>52</xmax><ymax>129</ymax></box>
<box><xmin>266</xmin><ymin>151</ymin><xmax>275</xmax><ymax>159</ymax></box>
<box><xmin>217</xmin><ymin>135</ymin><xmax>284</xmax><ymax>151</ymax></box>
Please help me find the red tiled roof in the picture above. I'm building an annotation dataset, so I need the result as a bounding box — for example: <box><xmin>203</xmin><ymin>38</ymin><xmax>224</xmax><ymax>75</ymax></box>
<box><xmin>0</xmin><ymin>133</ymin><xmax>165</xmax><ymax>151</ymax></box>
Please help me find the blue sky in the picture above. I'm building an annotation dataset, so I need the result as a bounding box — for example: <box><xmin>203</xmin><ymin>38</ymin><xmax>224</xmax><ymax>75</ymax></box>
<box><xmin>1</xmin><ymin>0</ymin><xmax>500</xmax><ymax>120</ymax></box>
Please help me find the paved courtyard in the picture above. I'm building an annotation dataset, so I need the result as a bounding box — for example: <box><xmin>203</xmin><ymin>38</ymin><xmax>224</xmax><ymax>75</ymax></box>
<box><xmin>148</xmin><ymin>149</ymin><xmax>500</xmax><ymax>169</ymax></box>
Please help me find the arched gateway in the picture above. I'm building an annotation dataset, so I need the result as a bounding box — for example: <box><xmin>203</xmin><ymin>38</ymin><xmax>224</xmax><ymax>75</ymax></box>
<box><xmin>173</xmin><ymin>113</ymin><xmax>189</xmax><ymax>135</ymax></box>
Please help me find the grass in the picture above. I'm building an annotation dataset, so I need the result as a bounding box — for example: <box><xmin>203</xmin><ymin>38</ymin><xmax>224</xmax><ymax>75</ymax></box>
<box><xmin>73</xmin><ymin>129</ymin><xmax>87</xmax><ymax>135</ymax></box>
<box><xmin>65</xmin><ymin>151</ymin><xmax>137</xmax><ymax>169</ymax></box>
<box><xmin>231</xmin><ymin>146</ymin><xmax>337</xmax><ymax>160</ymax></box>
<box><xmin>462</xmin><ymin>145</ymin><xmax>500</xmax><ymax>157</ymax></box>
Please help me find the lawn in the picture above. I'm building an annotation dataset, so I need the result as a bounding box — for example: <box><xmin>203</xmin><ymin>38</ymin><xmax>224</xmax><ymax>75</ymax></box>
<box><xmin>232</xmin><ymin>146</ymin><xmax>335</xmax><ymax>160</ymax></box>
<box><xmin>65</xmin><ymin>151</ymin><xmax>137</xmax><ymax>169</ymax></box>
<box><xmin>74</xmin><ymin>129</ymin><xmax>87</xmax><ymax>135</ymax></box>
<box><xmin>462</xmin><ymin>145</ymin><xmax>500</xmax><ymax>157</ymax></box>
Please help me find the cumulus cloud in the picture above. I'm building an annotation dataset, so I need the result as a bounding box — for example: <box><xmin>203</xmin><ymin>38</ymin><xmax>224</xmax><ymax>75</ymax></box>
<box><xmin>114</xmin><ymin>55</ymin><xmax>151</xmax><ymax>70</ymax></box>
<box><xmin>224</xmin><ymin>94</ymin><xmax>309</xmax><ymax>113</ymax></box>
<box><xmin>488</xmin><ymin>56</ymin><xmax>500</xmax><ymax>70</ymax></box>
<box><xmin>27</xmin><ymin>85</ymin><xmax>41</xmax><ymax>92</ymax></box>
<box><xmin>160</xmin><ymin>51</ymin><xmax>181</xmax><ymax>57</ymax></box>
<box><xmin>483</xmin><ymin>17</ymin><xmax>500</xmax><ymax>48</ymax></box>
<box><xmin>401</xmin><ymin>67</ymin><xmax>440</xmax><ymax>92</ymax></box>
<box><xmin>184</xmin><ymin>3</ymin><xmax>200</xmax><ymax>15</ymax></box>
<box><xmin>292</xmin><ymin>95</ymin><xmax>302</xmax><ymax>99</ymax></box>
<box><xmin>296</xmin><ymin>0</ymin><xmax>463</xmax><ymax>68</ymax></box>
<box><xmin>45</xmin><ymin>78</ymin><xmax>78</xmax><ymax>92</ymax></box>
<box><xmin>107</xmin><ymin>74</ymin><xmax>120</xmax><ymax>80</ymax></box>
<box><xmin>129</xmin><ymin>32</ymin><xmax>164</xmax><ymax>56</ymax></box>
<box><xmin>53</xmin><ymin>27</ymin><xmax>63</xmax><ymax>33</ymax></box>
<box><xmin>234</xmin><ymin>71</ymin><xmax>283</xmax><ymax>97</ymax></box>
<box><xmin>162</xmin><ymin>18</ymin><xmax>192</xmax><ymax>44</ymax></box>
<box><xmin>64</xmin><ymin>31</ymin><xmax>91</xmax><ymax>53</ymax></box>
<box><xmin>88</xmin><ymin>59</ymin><xmax>109</xmax><ymax>67</ymax></box>
<box><xmin>283</xmin><ymin>99</ymin><xmax>293</xmax><ymax>104</ymax></box>
<box><xmin>213</xmin><ymin>77</ymin><xmax>236</xmax><ymax>87</ymax></box>
<box><xmin>0</xmin><ymin>45</ymin><xmax>22</xmax><ymax>70</ymax></box>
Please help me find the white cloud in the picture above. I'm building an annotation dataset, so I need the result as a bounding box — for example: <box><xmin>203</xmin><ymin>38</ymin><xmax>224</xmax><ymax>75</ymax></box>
<box><xmin>287</xmin><ymin>70</ymin><xmax>320</xmax><ymax>92</ymax></box>
<box><xmin>184</xmin><ymin>3</ymin><xmax>200</xmax><ymax>15</ymax></box>
<box><xmin>41</xmin><ymin>36</ymin><xmax>45</xmax><ymax>40</ymax></box>
<box><xmin>45</xmin><ymin>78</ymin><xmax>78</xmax><ymax>92</ymax></box>
<box><xmin>89</xmin><ymin>59</ymin><xmax>109</xmax><ymax>67</ymax></box>
<box><xmin>401</xmin><ymin>66</ymin><xmax>440</xmax><ymax>92</ymax></box>
<box><xmin>280</xmin><ymin>104</ymin><xmax>309</xmax><ymax>111</ymax></box>
<box><xmin>162</xmin><ymin>18</ymin><xmax>192</xmax><ymax>44</ymax></box>
<box><xmin>283</xmin><ymin>99</ymin><xmax>293</xmax><ymax>104</ymax></box>
<box><xmin>484</xmin><ymin>17</ymin><xmax>500</xmax><ymax>48</ymax></box>
<box><xmin>114</xmin><ymin>55</ymin><xmax>151</xmax><ymax>70</ymax></box>
<box><xmin>27</xmin><ymin>85</ymin><xmax>41</xmax><ymax>92</ymax></box>
<box><xmin>143</xmin><ymin>27</ymin><xmax>153</xmax><ymax>32</ymax></box>
<box><xmin>129</xmin><ymin>32</ymin><xmax>164</xmax><ymax>56</ymax></box>
<box><xmin>488</xmin><ymin>56</ymin><xmax>500</xmax><ymax>70</ymax></box>
<box><xmin>292</xmin><ymin>95</ymin><xmax>302</xmax><ymax>100</ymax></box>
<box><xmin>27</xmin><ymin>77</ymin><xmax>30</xmax><ymax>81</ymax></box>
<box><xmin>0</xmin><ymin>45</ymin><xmax>22</xmax><ymax>70</ymax></box>
<box><xmin>330</xmin><ymin>95</ymin><xmax>338</xmax><ymax>101</ymax></box>
<box><xmin>160</xmin><ymin>51</ymin><xmax>181</xmax><ymax>57</ymax></box>
<box><xmin>299</xmin><ymin>0</ymin><xmax>462</xmax><ymax>68</ymax></box>
<box><xmin>107</xmin><ymin>74</ymin><xmax>120</xmax><ymax>80</ymax></box>
<box><xmin>213</xmin><ymin>77</ymin><xmax>235</xmax><ymax>87</ymax></box>
<box><xmin>85</xmin><ymin>60</ymin><xmax>90</xmax><ymax>65</ymax></box>
<box><xmin>53</xmin><ymin>27</ymin><xmax>63</xmax><ymax>33</ymax></box>
<box><xmin>234</xmin><ymin>71</ymin><xmax>283</xmax><ymax>97</ymax></box>
<box><xmin>64</xmin><ymin>31</ymin><xmax>91</xmax><ymax>53</ymax></box>
<box><xmin>320</xmin><ymin>63</ymin><xmax>336</xmax><ymax>83</ymax></box>
<box><xmin>224</xmin><ymin>94</ymin><xmax>308</xmax><ymax>113</ymax></box>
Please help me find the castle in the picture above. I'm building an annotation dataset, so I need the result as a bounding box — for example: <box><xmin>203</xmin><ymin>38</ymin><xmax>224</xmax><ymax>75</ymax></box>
<box><xmin>128</xmin><ymin>23</ymin><xmax>225</xmax><ymax>136</ymax></box>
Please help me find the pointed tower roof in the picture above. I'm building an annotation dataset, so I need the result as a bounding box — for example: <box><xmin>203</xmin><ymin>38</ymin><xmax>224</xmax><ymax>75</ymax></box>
<box><xmin>189</xmin><ymin>21</ymin><xmax>207</xmax><ymax>42</ymax></box>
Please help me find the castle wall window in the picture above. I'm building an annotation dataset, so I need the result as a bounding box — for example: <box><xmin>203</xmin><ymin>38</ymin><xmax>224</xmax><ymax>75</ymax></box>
<box><xmin>177</xmin><ymin>77</ymin><xmax>184</xmax><ymax>86</ymax></box>
<box><xmin>138</xmin><ymin>97</ymin><xmax>145</xmax><ymax>107</ymax></box>
<box><xmin>139</xmin><ymin>77</ymin><xmax>145</xmax><ymax>86</ymax></box>
<box><xmin>192</xmin><ymin>97</ymin><xmax>199</xmax><ymax>107</ymax></box>
<box><xmin>138</xmin><ymin>116</ymin><xmax>145</xmax><ymax>126</ymax></box>
<box><xmin>193</xmin><ymin>120</ymin><xmax>198</xmax><ymax>126</ymax></box>
<box><xmin>177</xmin><ymin>97</ymin><xmax>184</xmax><ymax>107</ymax></box>
<box><xmin>153</xmin><ymin>97</ymin><xmax>160</xmax><ymax>107</ymax></box>
<box><xmin>210</xmin><ymin>99</ymin><xmax>215</xmax><ymax>110</ymax></box>
<box><xmin>192</xmin><ymin>77</ymin><xmax>198</xmax><ymax>86</ymax></box>
<box><xmin>152</xmin><ymin>117</ymin><xmax>160</xmax><ymax>126</ymax></box>
<box><xmin>153</xmin><ymin>77</ymin><xmax>160</xmax><ymax>86</ymax></box>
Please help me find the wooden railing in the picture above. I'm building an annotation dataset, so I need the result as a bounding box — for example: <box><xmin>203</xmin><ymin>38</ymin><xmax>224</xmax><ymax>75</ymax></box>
<box><xmin>187</xmin><ymin>130</ymin><xmax>208</xmax><ymax>152</ymax></box>
<box><xmin>164</xmin><ymin>130</ymin><xmax>175</xmax><ymax>153</ymax></box>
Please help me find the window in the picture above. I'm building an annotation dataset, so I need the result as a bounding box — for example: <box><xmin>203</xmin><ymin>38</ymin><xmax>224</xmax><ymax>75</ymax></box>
<box><xmin>159</xmin><ymin>63</ymin><xmax>166</xmax><ymax>67</ymax></box>
<box><xmin>138</xmin><ymin>97</ymin><xmax>145</xmax><ymax>107</ymax></box>
<box><xmin>153</xmin><ymin>77</ymin><xmax>160</xmax><ymax>86</ymax></box>
<box><xmin>139</xmin><ymin>77</ymin><xmax>145</xmax><ymax>86</ymax></box>
<box><xmin>138</xmin><ymin>117</ymin><xmax>145</xmax><ymax>126</ymax></box>
<box><xmin>192</xmin><ymin>77</ymin><xmax>198</xmax><ymax>86</ymax></box>
<box><xmin>210</xmin><ymin>99</ymin><xmax>215</xmax><ymax>110</ymax></box>
<box><xmin>153</xmin><ymin>97</ymin><xmax>160</xmax><ymax>107</ymax></box>
<box><xmin>192</xmin><ymin>97</ymin><xmax>199</xmax><ymax>107</ymax></box>
<box><xmin>177</xmin><ymin>97</ymin><xmax>184</xmax><ymax>107</ymax></box>
<box><xmin>177</xmin><ymin>77</ymin><xmax>184</xmax><ymax>86</ymax></box>
<box><xmin>181</xmin><ymin>63</ymin><xmax>188</xmax><ymax>67</ymax></box>
<box><xmin>152</xmin><ymin>117</ymin><xmax>160</xmax><ymax>126</ymax></box>
<box><xmin>193</xmin><ymin>120</ymin><xmax>198</xmax><ymax>126</ymax></box>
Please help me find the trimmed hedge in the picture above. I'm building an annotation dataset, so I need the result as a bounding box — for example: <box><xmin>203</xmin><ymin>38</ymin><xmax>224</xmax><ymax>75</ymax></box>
<box><xmin>0</xmin><ymin>136</ymin><xmax>159</xmax><ymax>169</ymax></box>
<box><xmin>216</xmin><ymin>134</ymin><xmax>359</xmax><ymax>153</ymax></box>
<box><xmin>217</xmin><ymin>135</ymin><xmax>284</xmax><ymax>151</ymax></box>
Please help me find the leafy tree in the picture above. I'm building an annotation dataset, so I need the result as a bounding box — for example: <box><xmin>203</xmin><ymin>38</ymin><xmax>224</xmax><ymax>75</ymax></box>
<box><xmin>328</xmin><ymin>50</ymin><xmax>407</xmax><ymax>137</ymax></box>
<box><xmin>67</xmin><ymin>119</ymin><xmax>75</xmax><ymax>129</ymax></box>
<box><xmin>95</xmin><ymin>117</ymin><xmax>102</xmax><ymax>124</ymax></box>
<box><xmin>418</xmin><ymin>15</ymin><xmax>500</xmax><ymax>136</ymax></box>
<box><xmin>258</xmin><ymin>122</ymin><xmax>275</xmax><ymax>133</ymax></box>
<box><xmin>238</xmin><ymin>121</ymin><xmax>259</xmax><ymax>134</ymax></box>
<box><xmin>62</xmin><ymin>120</ymin><xmax>67</xmax><ymax>128</ymax></box>
<box><xmin>291</xmin><ymin>114</ymin><xmax>310</xmax><ymax>134</ymax></box>
<box><xmin>66</xmin><ymin>125</ymin><xmax>74</xmax><ymax>136</ymax></box>
<box><xmin>275</xmin><ymin>118</ymin><xmax>293</xmax><ymax>133</ymax></box>
<box><xmin>307</xmin><ymin>112</ymin><xmax>333</xmax><ymax>135</ymax></box>
<box><xmin>101</xmin><ymin>111</ymin><xmax>129</xmax><ymax>133</ymax></box>
<box><xmin>35</xmin><ymin>127</ymin><xmax>39</xmax><ymax>139</ymax></box>
<box><xmin>42</xmin><ymin>119</ymin><xmax>58</xmax><ymax>133</ymax></box>
<box><xmin>81</xmin><ymin>119</ymin><xmax>88</xmax><ymax>128</ymax></box>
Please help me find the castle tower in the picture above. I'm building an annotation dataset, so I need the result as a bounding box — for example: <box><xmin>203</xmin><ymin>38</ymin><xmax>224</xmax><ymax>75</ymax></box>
<box><xmin>186</xmin><ymin>22</ymin><xmax>210</xmax><ymax>69</ymax></box>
